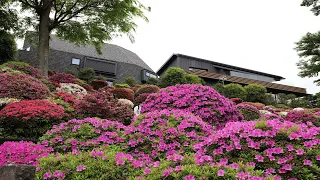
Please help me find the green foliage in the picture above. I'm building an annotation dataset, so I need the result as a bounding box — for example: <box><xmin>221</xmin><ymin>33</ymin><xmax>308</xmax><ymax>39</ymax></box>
<box><xmin>94</xmin><ymin>74</ymin><xmax>107</xmax><ymax>81</ymax></box>
<box><xmin>212</xmin><ymin>82</ymin><xmax>225</xmax><ymax>95</ymax></box>
<box><xmin>244</xmin><ymin>84</ymin><xmax>267</xmax><ymax>103</ymax></box>
<box><xmin>159</xmin><ymin>67</ymin><xmax>204</xmax><ymax>87</ymax></box>
<box><xmin>36</xmin><ymin>146</ymin><xmax>142</xmax><ymax>180</ymax></box>
<box><xmin>301</xmin><ymin>0</ymin><xmax>320</xmax><ymax>16</ymax></box>
<box><xmin>224</xmin><ymin>83</ymin><xmax>246</xmax><ymax>100</ymax></box>
<box><xmin>295</xmin><ymin>31</ymin><xmax>320</xmax><ymax>85</ymax></box>
<box><xmin>0</xmin><ymin>1</ymin><xmax>19</xmax><ymax>32</ymax></box>
<box><xmin>146</xmin><ymin>77</ymin><xmax>159</xmax><ymax>85</ymax></box>
<box><xmin>114</xmin><ymin>83</ymin><xmax>131</xmax><ymax>88</ymax></box>
<box><xmin>125</xmin><ymin>77</ymin><xmax>136</xmax><ymax>87</ymax></box>
<box><xmin>78</xmin><ymin>68</ymin><xmax>95</xmax><ymax>83</ymax></box>
<box><xmin>290</xmin><ymin>96</ymin><xmax>313</xmax><ymax>108</ymax></box>
<box><xmin>64</xmin><ymin>69</ymin><xmax>77</xmax><ymax>76</ymax></box>
<box><xmin>0</xmin><ymin>31</ymin><xmax>17</xmax><ymax>63</ymax></box>
<box><xmin>185</xmin><ymin>74</ymin><xmax>205</xmax><ymax>85</ymax></box>
<box><xmin>275</xmin><ymin>104</ymin><xmax>290</xmax><ymax>109</ymax></box>
<box><xmin>263</xmin><ymin>93</ymin><xmax>276</xmax><ymax>105</ymax></box>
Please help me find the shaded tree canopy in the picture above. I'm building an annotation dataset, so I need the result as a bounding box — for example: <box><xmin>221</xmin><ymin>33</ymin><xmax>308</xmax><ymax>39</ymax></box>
<box><xmin>5</xmin><ymin>0</ymin><xmax>150</xmax><ymax>76</ymax></box>
<box><xmin>301</xmin><ymin>0</ymin><xmax>320</xmax><ymax>15</ymax></box>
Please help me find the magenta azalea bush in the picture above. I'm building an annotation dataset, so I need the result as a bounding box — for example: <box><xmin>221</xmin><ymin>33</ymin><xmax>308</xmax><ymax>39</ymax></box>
<box><xmin>141</xmin><ymin>84</ymin><xmax>243</xmax><ymax>127</ymax></box>
<box><xmin>193</xmin><ymin>119</ymin><xmax>320</xmax><ymax>179</ymax></box>
<box><xmin>284</xmin><ymin>110</ymin><xmax>318</xmax><ymax>126</ymax></box>
<box><xmin>124</xmin><ymin>110</ymin><xmax>213</xmax><ymax>161</ymax></box>
<box><xmin>237</xmin><ymin>104</ymin><xmax>261</xmax><ymax>121</ymax></box>
<box><xmin>261</xmin><ymin>113</ymin><xmax>280</xmax><ymax>120</ymax></box>
<box><xmin>40</xmin><ymin>118</ymin><xmax>126</xmax><ymax>153</ymax></box>
<box><xmin>0</xmin><ymin>141</ymin><xmax>52</xmax><ymax>166</ymax></box>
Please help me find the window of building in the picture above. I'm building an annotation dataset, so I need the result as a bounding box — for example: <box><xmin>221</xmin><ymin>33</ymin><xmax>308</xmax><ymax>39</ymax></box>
<box><xmin>107</xmin><ymin>81</ymin><xmax>113</xmax><ymax>86</ymax></box>
<box><xmin>72</xmin><ymin>58</ymin><xmax>80</xmax><ymax>65</ymax></box>
<box><xmin>146</xmin><ymin>71</ymin><xmax>157</xmax><ymax>78</ymax></box>
<box><xmin>189</xmin><ymin>67</ymin><xmax>208</xmax><ymax>71</ymax></box>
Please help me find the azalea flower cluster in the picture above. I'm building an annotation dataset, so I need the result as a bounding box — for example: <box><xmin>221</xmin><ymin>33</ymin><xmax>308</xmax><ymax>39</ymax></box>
<box><xmin>141</xmin><ymin>84</ymin><xmax>243</xmax><ymax>127</ymax></box>
<box><xmin>56</xmin><ymin>83</ymin><xmax>87</xmax><ymax>98</ymax></box>
<box><xmin>41</xmin><ymin>118</ymin><xmax>126</xmax><ymax>153</ymax></box>
<box><xmin>284</xmin><ymin>110</ymin><xmax>318</xmax><ymax>125</ymax></box>
<box><xmin>49</xmin><ymin>72</ymin><xmax>78</xmax><ymax>84</ymax></box>
<box><xmin>237</xmin><ymin>103</ymin><xmax>261</xmax><ymax>121</ymax></box>
<box><xmin>0</xmin><ymin>141</ymin><xmax>52</xmax><ymax>166</ymax></box>
<box><xmin>124</xmin><ymin>110</ymin><xmax>213</xmax><ymax>161</ymax></box>
<box><xmin>111</xmin><ymin>88</ymin><xmax>134</xmax><ymax>101</ymax></box>
<box><xmin>193</xmin><ymin>119</ymin><xmax>320</xmax><ymax>179</ymax></box>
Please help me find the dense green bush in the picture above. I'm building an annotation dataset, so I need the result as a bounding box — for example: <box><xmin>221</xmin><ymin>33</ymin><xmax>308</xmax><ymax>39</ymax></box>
<box><xmin>263</xmin><ymin>93</ymin><xmax>276</xmax><ymax>105</ymax></box>
<box><xmin>244</xmin><ymin>84</ymin><xmax>267</xmax><ymax>103</ymax></box>
<box><xmin>212</xmin><ymin>82</ymin><xmax>225</xmax><ymax>95</ymax></box>
<box><xmin>114</xmin><ymin>83</ymin><xmax>131</xmax><ymax>88</ymax></box>
<box><xmin>125</xmin><ymin>77</ymin><xmax>136</xmax><ymax>87</ymax></box>
<box><xmin>78</xmin><ymin>68</ymin><xmax>95</xmax><ymax>83</ymax></box>
<box><xmin>185</xmin><ymin>74</ymin><xmax>205</xmax><ymax>85</ymax></box>
<box><xmin>146</xmin><ymin>77</ymin><xmax>159</xmax><ymax>85</ymax></box>
<box><xmin>0</xmin><ymin>31</ymin><xmax>17</xmax><ymax>63</ymax></box>
<box><xmin>224</xmin><ymin>83</ymin><xmax>246</xmax><ymax>100</ymax></box>
<box><xmin>159</xmin><ymin>67</ymin><xmax>187</xmax><ymax>88</ymax></box>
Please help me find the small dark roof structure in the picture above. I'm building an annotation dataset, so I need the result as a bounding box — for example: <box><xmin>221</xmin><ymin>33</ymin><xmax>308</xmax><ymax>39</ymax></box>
<box><xmin>157</xmin><ymin>54</ymin><xmax>285</xmax><ymax>81</ymax></box>
<box><xmin>190</xmin><ymin>69</ymin><xmax>307</xmax><ymax>96</ymax></box>
<box><xmin>49</xmin><ymin>36</ymin><xmax>154</xmax><ymax>72</ymax></box>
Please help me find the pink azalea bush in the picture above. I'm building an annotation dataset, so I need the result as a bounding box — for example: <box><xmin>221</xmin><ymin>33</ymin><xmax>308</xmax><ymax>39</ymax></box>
<box><xmin>237</xmin><ymin>103</ymin><xmax>261</xmax><ymax>121</ymax></box>
<box><xmin>284</xmin><ymin>110</ymin><xmax>318</xmax><ymax>126</ymax></box>
<box><xmin>193</xmin><ymin>119</ymin><xmax>320</xmax><ymax>179</ymax></box>
<box><xmin>40</xmin><ymin>118</ymin><xmax>126</xmax><ymax>153</ymax></box>
<box><xmin>141</xmin><ymin>84</ymin><xmax>243</xmax><ymax>127</ymax></box>
<box><xmin>124</xmin><ymin>110</ymin><xmax>213</xmax><ymax>161</ymax></box>
<box><xmin>314</xmin><ymin>111</ymin><xmax>320</xmax><ymax>117</ymax></box>
<box><xmin>0</xmin><ymin>141</ymin><xmax>52</xmax><ymax>166</ymax></box>
<box><xmin>49</xmin><ymin>72</ymin><xmax>78</xmax><ymax>84</ymax></box>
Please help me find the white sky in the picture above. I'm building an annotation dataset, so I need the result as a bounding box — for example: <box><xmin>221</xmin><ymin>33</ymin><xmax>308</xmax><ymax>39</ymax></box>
<box><xmin>17</xmin><ymin>0</ymin><xmax>320</xmax><ymax>94</ymax></box>
<box><xmin>110</xmin><ymin>0</ymin><xmax>320</xmax><ymax>94</ymax></box>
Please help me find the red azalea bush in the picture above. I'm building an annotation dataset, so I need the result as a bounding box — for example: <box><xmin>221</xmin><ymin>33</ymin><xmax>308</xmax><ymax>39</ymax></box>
<box><xmin>194</xmin><ymin>119</ymin><xmax>320</xmax><ymax>179</ymax></box>
<box><xmin>124</xmin><ymin>110</ymin><xmax>213</xmax><ymax>161</ymax></box>
<box><xmin>90</xmin><ymin>80</ymin><xmax>109</xmax><ymax>90</ymax></box>
<box><xmin>284</xmin><ymin>110</ymin><xmax>318</xmax><ymax>125</ymax></box>
<box><xmin>230</xmin><ymin>98</ymin><xmax>243</xmax><ymax>104</ymax></box>
<box><xmin>53</xmin><ymin>92</ymin><xmax>77</xmax><ymax>106</ymax></box>
<box><xmin>237</xmin><ymin>104</ymin><xmax>261</xmax><ymax>121</ymax></box>
<box><xmin>80</xmin><ymin>83</ymin><xmax>95</xmax><ymax>92</ymax></box>
<box><xmin>0</xmin><ymin>61</ymin><xmax>42</xmax><ymax>78</ymax></box>
<box><xmin>0</xmin><ymin>141</ymin><xmax>52</xmax><ymax>166</ymax></box>
<box><xmin>49</xmin><ymin>72</ymin><xmax>78</xmax><ymax>84</ymax></box>
<box><xmin>141</xmin><ymin>84</ymin><xmax>243</xmax><ymax>127</ymax></box>
<box><xmin>111</xmin><ymin>88</ymin><xmax>134</xmax><ymax>101</ymax></box>
<box><xmin>40</xmin><ymin>118</ymin><xmax>126</xmax><ymax>153</ymax></box>
<box><xmin>76</xmin><ymin>89</ymin><xmax>134</xmax><ymax>125</ymax></box>
<box><xmin>135</xmin><ymin>85</ymin><xmax>160</xmax><ymax>97</ymax></box>
<box><xmin>0</xmin><ymin>100</ymin><xmax>65</xmax><ymax>139</ymax></box>
<box><xmin>0</xmin><ymin>72</ymin><xmax>50</xmax><ymax>100</ymax></box>
<box><xmin>133</xmin><ymin>93</ymin><xmax>150</xmax><ymax>106</ymax></box>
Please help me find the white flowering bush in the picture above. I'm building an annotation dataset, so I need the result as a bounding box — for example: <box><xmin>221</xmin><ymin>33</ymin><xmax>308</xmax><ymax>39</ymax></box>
<box><xmin>117</xmin><ymin>98</ymin><xmax>134</xmax><ymax>108</ymax></box>
<box><xmin>56</xmin><ymin>83</ymin><xmax>87</xmax><ymax>98</ymax></box>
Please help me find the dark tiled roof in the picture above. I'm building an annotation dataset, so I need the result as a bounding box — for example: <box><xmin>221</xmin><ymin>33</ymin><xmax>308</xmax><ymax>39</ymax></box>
<box><xmin>189</xmin><ymin>69</ymin><xmax>307</xmax><ymax>95</ymax></box>
<box><xmin>49</xmin><ymin>36</ymin><xmax>154</xmax><ymax>72</ymax></box>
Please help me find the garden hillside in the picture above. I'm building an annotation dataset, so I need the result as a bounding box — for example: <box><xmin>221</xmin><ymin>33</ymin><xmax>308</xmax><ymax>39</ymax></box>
<box><xmin>1</xmin><ymin>62</ymin><xmax>320</xmax><ymax>179</ymax></box>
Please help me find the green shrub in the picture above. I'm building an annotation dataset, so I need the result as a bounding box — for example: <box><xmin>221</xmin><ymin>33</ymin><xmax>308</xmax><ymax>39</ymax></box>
<box><xmin>263</xmin><ymin>93</ymin><xmax>276</xmax><ymax>105</ymax></box>
<box><xmin>94</xmin><ymin>74</ymin><xmax>107</xmax><ymax>81</ymax></box>
<box><xmin>0</xmin><ymin>31</ymin><xmax>17</xmax><ymax>63</ymax></box>
<box><xmin>236</xmin><ymin>103</ymin><xmax>261</xmax><ymax>120</ymax></box>
<box><xmin>125</xmin><ymin>77</ymin><xmax>136</xmax><ymax>87</ymax></box>
<box><xmin>224</xmin><ymin>83</ymin><xmax>246</xmax><ymax>100</ymax></box>
<box><xmin>244</xmin><ymin>84</ymin><xmax>267</xmax><ymax>103</ymax></box>
<box><xmin>159</xmin><ymin>67</ymin><xmax>187</xmax><ymax>87</ymax></box>
<box><xmin>36</xmin><ymin>146</ymin><xmax>142</xmax><ymax>180</ymax></box>
<box><xmin>212</xmin><ymin>82</ymin><xmax>225</xmax><ymax>95</ymax></box>
<box><xmin>275</xmin><ymin>104</ymin><xmax>290</xmax><ymax>109</ymax></box>
<box><xmin>135</xmin><ymin>85</ymin><xmax>160</xmax><ymax>97</ymax></box>
<box><xmin>114</xmin><ymin>83</ymin><xmax>130</xmax><ymax>88</ymax></box>
<box><xmin>78</xmin><ymin>68</ymin><xmax>95</xmax><ymax>83</ymax></box>
<box><xmin>146</xmin><ymin>77</ymin><xmax>159</xmax><ymax>85</ymax></box>
<box><xmin>185</xmin><ymin>74</ymin><xmax>205</xmax><ymax>85</ymax></box>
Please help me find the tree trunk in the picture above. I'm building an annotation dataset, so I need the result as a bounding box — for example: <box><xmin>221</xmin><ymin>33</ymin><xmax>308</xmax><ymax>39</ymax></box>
<box><xmin>37</xmin><ymin>2</ymin><xmax>52</xmax><ymax>77</ymax></box>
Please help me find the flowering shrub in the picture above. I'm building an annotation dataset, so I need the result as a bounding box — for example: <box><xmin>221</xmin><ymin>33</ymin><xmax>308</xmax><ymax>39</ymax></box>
<box><xmin>230</xmin><ymin>98</ymin><xmax>243</xmax><ymax>104</ymax></box>
<box><xmin>0</xmin><ymin>97</ymin><xmax>19</xmax><ymax>110</ymax></box>
<box><xmin>76</xmin><ymin>89</ymin><xmax>134</xmax><ymax>124</ymax></box>
<box><xmin>90</xmin><ymin>80</ymin><xmax>109</xmax><ymax>90</ymax></box>
<box><xmin>263</xmin><ymin>106</ymin><xmax>275</xmax><ymax>113</ymax></box>
<box><xmin>242</xmin><ymin>102</ymin><xmax>265</xmax><ymax>110</ymax></box>
<box><xmin>0</xmin><ymin>72</ymin><xmax>50</xmax><ymax>100</ymax></box>
<box><xmin>80</xmin><ymin>83</ymin><xmax>94</xmax><ymax>92</ymax></box>
<box><xmin>194</xmin><ymin>119</ymin><xmax>320</xmax><ymax>179</ymax></box>
<box><xmin>261</xmin><ymin>113</ymin><xmax>280</xmax><ymax>120</ymax></box>
<box><xmin>53</xmin><ymin>92</ymin><xmax>77</xmax><ymax>106</ymax></box>
<box><xmin>56</xmin><ymin>83</ymin><xmax>87</xmax><ymax>98</ymax></box>
<box><xmin>237</xmin><ymin>104</ymin><xmax>261</xmax><ymax>121</ymax></box>
<box><xmin>141</xmin><ymin>84</ymin><xmax>242</xmax><ymax>127</ymax></box>
<box><xmin>36</xmin><ymin>146</ymin><xmax>143</xmax><ymax>180</ymax></box>
<box><xmin>135</xmin><ymin>85</ymin><xmax>160</xmax><ymax>97</ymax></box>
<box><xmin>284</xmin><ymin>110</ymin><xmax>318</xmax><ymax>125</ymax></box>
<box><xmin>140</xmin><ymin>154</ymin><xmax>270</xmax><ymax>180</ymax></box>
<box><xmin>50</xmin><ymin>92</ymin><xmax>77</xmax><ymax>116</ymax></box>
<box><xmin>0</xmin><ymin>61</ymin><xmax>42</xmax><ymax>78</ymax></box>
<box><xmin>314</xmin><ymin>111</ymin><xmax>320</xmax><ymax>117</ymax></box>
<box><xmin>118</xmin><ymin>99</ymin><xmax>134</xmax><ymax>108</ymax></box>
<box><xmin>49</xmin><ymin>72</ymin><xmax>78</xmax><ymax>84</ymax></box>
<box><xmin>124</xmin><ymin>110</ymin><xmax>213</xmax><ymax>161</ymax></box>
<box><xmin>0</xmin><ymin>100</ymin><xmax>65</xmax><ymax>139</ymax></box>
<box><xmin>111</xmin><ymin>88</ymin><xmax>134</xmax><ymax>101</ymax></box>
<box><xmin>134</xmin><ymin>93</ymin><xmax>151</xmax><ymax>106</ymax></box>
<box><xmin>0</xmin><ymin>141</ymin><xmax>52</xmax><ymax>166</ymax></box>
<box><xmin>40</xmin><ymin>118</ymin><xmax>126</xmax><ymax>153</ymax></box>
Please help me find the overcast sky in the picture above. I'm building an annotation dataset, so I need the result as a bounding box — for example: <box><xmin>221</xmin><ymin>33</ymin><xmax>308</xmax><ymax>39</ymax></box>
<box><xmin>109</xmin><ymin>0</ymin><xmax>320</xmax><ymax>94</ymax></box>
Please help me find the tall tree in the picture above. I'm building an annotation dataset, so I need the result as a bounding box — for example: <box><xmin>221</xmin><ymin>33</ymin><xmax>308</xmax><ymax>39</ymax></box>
<box><xmin>0</xmin><ymin>0</ymin><xmax>18</xmax><ymax>32</ymax></box>
<box><xmin>295</xmin><ymin>32</ymin><xmax>320</xmax><ymax>85</ymax></box>
<box><xmin>301</xmin><ymin>0</ymin><xmax>320</xmax><ymax>16</ymax></box>
<box><xmin>8</xmin><ymin>0</ymin><xmax>149</xmax><ymax>76</ymax></box>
